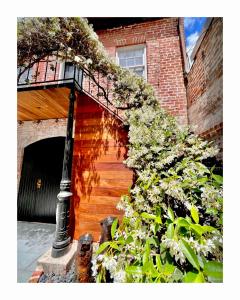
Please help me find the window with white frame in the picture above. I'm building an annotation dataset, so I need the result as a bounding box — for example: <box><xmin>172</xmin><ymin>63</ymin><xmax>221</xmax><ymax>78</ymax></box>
<box><xmin>116</xmin><ymin>45</ymin><xmax>147</xmax><ymax>78</ymax></box>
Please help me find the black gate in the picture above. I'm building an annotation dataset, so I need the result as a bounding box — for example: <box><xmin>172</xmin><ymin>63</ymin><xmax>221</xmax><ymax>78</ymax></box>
<box><xmin>17</xmin><ymin>137</ymin><xmax>65</xmax><ymax>223</ymax></box>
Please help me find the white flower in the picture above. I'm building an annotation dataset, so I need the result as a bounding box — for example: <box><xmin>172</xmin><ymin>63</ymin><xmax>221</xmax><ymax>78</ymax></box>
<box><xmin>161</xmin><ymin>237</ymin><xmax>186</xmax><ymax>264</ymax></box>
<box><xmin>113</xmin><ymin>270</ymin><xmax>126</xmax><ymax>283</ymax></box>
<box><xmin>91</xmin><ymin>259</ymin><xmax>98</xmax><ymax>277</ymax></box>
<box><xmin>116</xmin><ymin>202</ymin><xmax>125</xmax><ymax>211</ymax></box>
<box><xmin>186</xmin><ymin>237</ymin><xmax>216</xmax><ymax>256</ymax></box>
<box><xmin>184</xmin><ymin>201</ymin><xmax>192</xmax><ymax>210</ymax></box>
<box><xmin>74</xmin><ymin>56</ymin><xmax>81</xmax><ymax>63</ymax></box>
<box><xmin>102</xmin><ymin>256</ymin><xmax>117</xmax><ymax>273</ymax></box>
<box><xmin>97</xmin><ymin>254</ymin><xmax>104</xmax><ymax>262</ymax></box>
<box><xmin>86</xmin><ymin>58</ymin><xmax>93</xmax><ymax>65</ymax></box>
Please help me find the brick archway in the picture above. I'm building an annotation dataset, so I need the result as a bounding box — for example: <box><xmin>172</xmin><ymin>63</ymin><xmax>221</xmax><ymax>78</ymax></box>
<box><xmin>17</xmin><ymin>118</ymin><xmax>67</xmax><ymax>188</ymax></box>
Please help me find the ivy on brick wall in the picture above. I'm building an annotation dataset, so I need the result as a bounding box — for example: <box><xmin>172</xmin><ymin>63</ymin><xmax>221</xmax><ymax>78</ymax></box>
<box><xmin>18</xmin><ymin>17</ymin><xmax>223</xmax><ymax>283</ymax></box>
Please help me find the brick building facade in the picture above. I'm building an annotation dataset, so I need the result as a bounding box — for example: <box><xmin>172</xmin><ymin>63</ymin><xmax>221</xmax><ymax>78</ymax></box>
<box><xmin>17</xmin><ymin>17</ymin><xmax>223</xmax><ymax>244</ymax></box>
<box><xmin>95</xmin><ymin>17</ymin><xmax>188</xmax><ymax>125</ymax></box>
<box><xmin>186</xmin><ymin>18</ymin><xmax>223</xmax><ymax>160</ymax></box>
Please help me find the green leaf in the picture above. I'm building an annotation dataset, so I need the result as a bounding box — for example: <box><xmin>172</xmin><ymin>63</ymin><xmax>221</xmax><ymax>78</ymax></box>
<box><xmin>153</xmin><ymin>223</ymin><xmax>160</xmax><ymax>235</ymax></box>
<box><xmin>183</xmin><ymin>271</ymin><xmax>205</xmax><ymax>283</ymax></box>
<box><xmin>155</xmin><ymin>254</ymin><xmax>162</xmax><ymax>272</ymax></box>
<box><xmin>196</xmin><ymin>162</ymin><xmax>210</xmax><ymax>174</ymax></box>
<box><xmin>96</xmin><ymin>241</ymin><xmax>110</xmax><ymax>254</ymax></box>
<box><xmin>156</xmin><ymin>206</ymin><xmax>161</xmax><ymax>217</ymax></box>
<box><xmin>111</xmin><ymin>218</ymin><xmax>118</xmax><ymax>239</ymax></box>
<box><xmin>204</xmin><ymin>261</ymin><xmax>223</xmax><ymax>283</ymax></box>
<box><xmin>171</xmin><ymin>268</ymin><xmax>183</xmax><ymax>282</ymax></box>
<box><xmin>197</xmin><ymin>255</ymin><xmax>207</xmax><ymax>269</ymax></box>
<box><xmin>96</xmin><ymin>273</ymin><xmax>102</xmax><ymax>283</ymax></box>
<box><xmin>191</xmin><ymin>224</ymin><xmax>217</xmax><ymax>236</ymax></box>
<box><xmin>197</xmin><ymin>255</ymin><xmax>204</xmax><ymax>269</ymax></box>
<box><xmin>156</xmin><ymin>216</ymin><xmax>162</xmax><ymax>224</ymax></box>
<box><xmin>201</xmin><ymin>225</ymin><xmax>217</xmax><ymax>233</ymax></box>
<box><xmin>141</xmin><ymin>212</ymin><xmax>156</xmax><ymax>220</ymax></box>
<box><xmin>206</xmin><ymin>208</ymin><xmax>218</xmax><ymax>215</ymax></box>
<box><xmin>143</xmin><ymin>260</ymin><xmax>159</xmax><ymax>277</ymax></box>
<box><xmin>109</xmin><ymin>241</ymin><xmax>120</xmax><ymax>251</ymax></box>
<box><xmin>180</xmin><ymin>239</ymin><xmax>200</xmax><ymax>271</ymax></box>
<box><xmin>191</xmin><ymin>205</ymin><xmax>199</xmax><ymax>224</ymax></box>
<box><xmin>212</xmin><ymin>174</ymin><xmax>223</xmax><ymax>185</ymax></box>
<box><xmin>185</xmin><ymin>216</ymin><xmax>193</xmax><ymax>224</ymax></box>
<box><xmin>197</xmin><ymin>177</ymin><xmax>209</xmax><ymax>184</ymax></box>
<box><xmin>143</xmin><ymin>240</ymin><xmax>150</xmax><ymax>265</ymax></box>
<box><xmin>125</xmin><ymin>235</ymin><xmax>134</xmax><ymax>244</ymax></box>
<box><xmin>147</xmin><ymin>237</ymin><xmax>158</xmax><ymax>246</ymax></box>
<box><xmin>162</xmin><ymin>263</ymin><xmax>176</xmax><ymax>276</ymax></box>
<box><xmin>167</xmin><ymin>207</ymin><xmax>175</xmax><ymax>222</ymax></box>
<box><xmin>175</xmin><ymin>217</ymin><xmax>190</xmax><ymax>228</ymax></box>
<box><xmin>190</xmin><ymin>224</ymin><xmax>205</xmax><ymax>236</ymax></box>
<box><xmin>125</xmin><ymin>266</ymin><xmax>143</xmax><ymax>275</ymax></box>
<box><xmin>166</xmin><ymin>223</ymin><xmax>174</xmax><ymax>239</ymax></box>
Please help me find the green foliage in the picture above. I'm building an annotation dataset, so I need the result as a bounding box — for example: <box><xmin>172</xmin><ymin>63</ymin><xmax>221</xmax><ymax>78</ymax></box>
<box><xmin>18</xmin><ymin>17</ymin><xmax>223</xmax><ymax>283</ymax></box>
<box><xmin>111</xmin><ymin>218</ymin><xmax>118</xmax><ymax>240</ymax></box>
<box><xmin>179</xmin><ymin>239</ymin><xmax>200</xmax><ymax>271</ymax></box>
<box><xmin>191</xmin><ymin>205</ymin><xmax>199</xmax><ymax>224</ymax></box>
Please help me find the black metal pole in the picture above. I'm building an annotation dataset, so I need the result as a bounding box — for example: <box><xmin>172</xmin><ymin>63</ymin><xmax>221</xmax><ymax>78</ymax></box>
<box><xmin>51</xmin><ymin>85</ymin><xmax>76</xmax><ymax>258</ymax></box>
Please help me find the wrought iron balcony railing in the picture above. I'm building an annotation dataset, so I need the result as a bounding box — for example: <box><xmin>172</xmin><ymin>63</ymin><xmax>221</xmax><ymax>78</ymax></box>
<box><xmin>17</xmin><ymin>55</ymin><xmax>123</xmax><ymax>121</ymax></box>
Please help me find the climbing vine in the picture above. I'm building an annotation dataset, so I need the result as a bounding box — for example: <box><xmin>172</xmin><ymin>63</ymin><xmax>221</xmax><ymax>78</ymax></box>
<box><xmin>18</xmin><ymin>17</ymin><xmax>223</xmax><ymax>283</ymax></box>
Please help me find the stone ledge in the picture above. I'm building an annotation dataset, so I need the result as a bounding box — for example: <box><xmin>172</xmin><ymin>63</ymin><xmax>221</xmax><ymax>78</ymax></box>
<box><xmin>37</xmin><ymin>241</ymin><xmax>78</xmax><ymax>275</ymax></box>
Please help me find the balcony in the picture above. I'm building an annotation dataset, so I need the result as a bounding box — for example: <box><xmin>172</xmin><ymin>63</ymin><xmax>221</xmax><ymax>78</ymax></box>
<box><xmin>17</xmin><ymin>55</ymin><xmax>122</xmax><ymax>121</ymax></box>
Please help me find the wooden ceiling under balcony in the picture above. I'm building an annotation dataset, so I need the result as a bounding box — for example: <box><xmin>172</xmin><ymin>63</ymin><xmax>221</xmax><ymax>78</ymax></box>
<box><xmin>17</xmin><ymin>87</ymin><xmax>71</xmax><ymax>121</ymax></box>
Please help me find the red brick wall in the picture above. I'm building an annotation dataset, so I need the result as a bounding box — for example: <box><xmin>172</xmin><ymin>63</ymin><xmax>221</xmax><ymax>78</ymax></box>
<box><xmin>187</xmin><ymin>18</ymin><xmax>223</xmax><ymax>160</ymax></box>
<box><xmin>31</xmin><ymin>56</ymin><xmax>61</xmax><ymax>83</ymax></box>
<box><xmin>96</xmin><ymin>18</ymin><xmax>188</xmax><ymax>125</ymax></box>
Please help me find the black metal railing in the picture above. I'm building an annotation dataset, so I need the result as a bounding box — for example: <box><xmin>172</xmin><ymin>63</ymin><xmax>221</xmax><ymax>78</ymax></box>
<box><xmin>17</xmin><ymin>55</ymin><xmax>123</xmax><ymax>121</ymax></box>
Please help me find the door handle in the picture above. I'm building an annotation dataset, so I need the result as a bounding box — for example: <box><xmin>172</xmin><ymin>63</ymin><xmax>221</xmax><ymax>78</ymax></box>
<box><xmin>36</xmin><ymin>178</ymin><xmax>42</xmax><ymax>189</ymax></box>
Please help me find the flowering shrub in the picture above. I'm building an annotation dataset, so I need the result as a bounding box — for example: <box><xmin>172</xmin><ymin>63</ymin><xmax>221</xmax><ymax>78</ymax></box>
<box><xmin>18</xmin><ymin>17</ymin><xmax>223</xmax><ymax>283</ymax></box>
<box><xmin>93</xmin><ymin>105</ymin><xmax>223</xmax><ymax>283</ymax></box>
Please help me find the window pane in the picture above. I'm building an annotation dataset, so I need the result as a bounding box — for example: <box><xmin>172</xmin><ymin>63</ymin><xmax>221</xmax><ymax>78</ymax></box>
<box><xmin>117</xmin><ymin>45</ymin><xmax>146</xmax><ymax>78</ymax></box>
<box><xmin>127</xmin><ymin>58</ymin><xmax>135</xmax><ymax>67</ymax></box>
<box><xmin>134</xmin><ymin>69</ymin><xmax>144</xmax><ymax>77</ymax></box>
<box><xmin>132</xmin><ymin>66</ymin><xmax>144</xmax><ymax>77</ymax></box>
<box><xmin>134</xmin><ymin>49</ymin><xmax>144</xmax><ymax>56</ymax></box>
<box><xmin>135</xmin><ymin>57</ymin><xmax>143</xmax><ymax>65</ymax></box>
<box><xmin>119</xmin><ymin>58</ymin><xmax>126</xmax><ymax>67</ymax></box>
<box><xmin>125</xmin><ymin>50</ymin><xmax>134</xmax><ymax>58</ymax></box>
<box><xmin>118</xmin><ymin>51</ymin><xmax>127</xmax><ymax>59</ymax></box>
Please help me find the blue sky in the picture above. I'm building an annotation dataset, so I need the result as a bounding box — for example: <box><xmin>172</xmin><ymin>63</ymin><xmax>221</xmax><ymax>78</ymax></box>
<box><xmin>184</xmin><ymin>17</ymin><xmax>207</xmax><ymax>57</ymax></box>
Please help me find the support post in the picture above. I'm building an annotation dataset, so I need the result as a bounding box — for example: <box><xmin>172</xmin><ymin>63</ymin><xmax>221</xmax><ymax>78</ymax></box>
<box><xmin>99</xmin><ymin>216</ymin><xmax>117</xmax><ymax>244</ymax></box>
<box><xmin>75</xmin><ymin>234</ymin><xmax>93</xmax><ymax>283</ymax></box>
<box><xmin>51</xmin><ymin>85</ymin><xmax>76</xmax><ymax>258</ymax></box>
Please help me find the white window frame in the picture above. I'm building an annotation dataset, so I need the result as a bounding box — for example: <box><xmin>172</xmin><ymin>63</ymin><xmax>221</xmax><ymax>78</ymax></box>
<box><xmin>116</xmin><ymin>44</ymin><xmax>147</xmax><ymax>80</ymax></box>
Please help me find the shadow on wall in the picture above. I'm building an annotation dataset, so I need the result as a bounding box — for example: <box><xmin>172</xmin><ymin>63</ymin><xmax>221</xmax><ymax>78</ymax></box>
<box><xmin>70</xmin><ymin>94</ymin><xmax>132</xmax><ymax>240</ymax></box>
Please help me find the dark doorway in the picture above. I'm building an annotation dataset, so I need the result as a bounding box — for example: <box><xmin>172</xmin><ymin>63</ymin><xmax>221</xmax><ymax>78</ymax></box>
<box><xmin>17</xmin><ymin>137</ymin><xmax>65</xmax><ymax>223</ymax></box>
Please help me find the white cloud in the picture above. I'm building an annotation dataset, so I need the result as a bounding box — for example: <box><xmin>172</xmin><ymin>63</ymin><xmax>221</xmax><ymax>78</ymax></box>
<box><xmin>184</xmin><ymin>18</ymin><xmax>196</xmax><ymax>29</ymax></box>
<box><xmin>186</xmin><ymin>31</ymin><xmax>200</xmax><ymax>55</ymax></box>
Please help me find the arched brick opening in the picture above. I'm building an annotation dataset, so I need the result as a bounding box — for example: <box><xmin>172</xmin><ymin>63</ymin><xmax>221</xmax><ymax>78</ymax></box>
<box><xmin>17</xmin><ymin>118</ymin><xmax>67</xmax><ymax>188</ymax></box>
